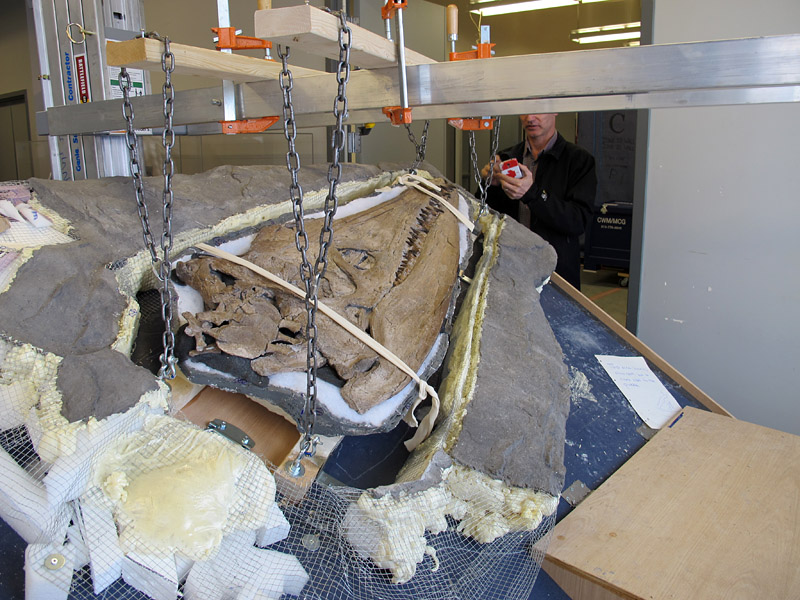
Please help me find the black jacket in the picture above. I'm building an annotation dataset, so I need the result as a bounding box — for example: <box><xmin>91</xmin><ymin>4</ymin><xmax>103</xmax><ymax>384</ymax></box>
<box><xmin>487</xmin><ymin>133</ymin><xmax>596</xmax><ymax>289</ymax></box>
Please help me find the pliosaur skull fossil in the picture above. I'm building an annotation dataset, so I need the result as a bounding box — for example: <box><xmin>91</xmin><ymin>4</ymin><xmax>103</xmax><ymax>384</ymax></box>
<box><xmin>176</xmin><ymin>184</ymin><xmax>465</xmax><ymax>415</ymax></box>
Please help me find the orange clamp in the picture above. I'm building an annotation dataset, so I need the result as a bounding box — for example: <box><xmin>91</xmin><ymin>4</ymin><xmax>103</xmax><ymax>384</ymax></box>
<box><xmin>449</xmin><ymin>43</ymin><xmax>495</xmax><ymax>62</ymax></box>
<box><xmin>221</xmin><ymin>116</ymin><xmax>280</xmax><ymax>134</ymax></box>
<box><xmin>447</xmin><ymin>117</ymin><xmax>496</xmax><ymax>131</ymax></box>
<box><xmin>448</xmin><ymin>39</ymin><xmax>495</xmax><ymax>130</ymax></box>
<box><xmin>382</xmin><ymin>106</ymin><xmax>413</xmax><ymax>126</ymax></box>
<box><xmin>212</xmin><ymin>27</ymin><xmax>272</xmax><ymax>52</ymax></box>
<box><xmin>382</xmin><ymin>0</ymin><xmax>408</xmax><ymax>20</ymax></box>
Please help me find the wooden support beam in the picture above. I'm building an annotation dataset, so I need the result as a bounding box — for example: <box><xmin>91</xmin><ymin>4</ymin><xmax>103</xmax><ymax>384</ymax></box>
<box><xmin>106</xmin><ymin>37</ymin><xmax>323</xmax><ymax>83</ymax></box>
<box><xmin>254</xmin><ymin>4</ymin><xmax>437</xmax><ymax>69</ymax></box>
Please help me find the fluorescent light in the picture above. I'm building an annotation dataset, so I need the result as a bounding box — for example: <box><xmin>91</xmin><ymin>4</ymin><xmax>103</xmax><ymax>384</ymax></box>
<box><xmin>472</xmin><ymin>0</ymin><xmax>573</xmax><ymax>15</ymax></box>
<box><xmin>572</xmin><ymin>21</ymin><xmax>641</xmax><ymax>35</ymax></box>
<box><xmin>570</xmin><ymin>21</ymin><xmax>640</xmax><ymax>44</ymax></box>
<box><xmin>470</xmin><ymin>0</ymin><xmax>614</xmax><ymax>17</ymax></box>
<box><xmin>572</xmin><ymin>31</ymin><xmax>640</xmax><ymax>44</ymax></box>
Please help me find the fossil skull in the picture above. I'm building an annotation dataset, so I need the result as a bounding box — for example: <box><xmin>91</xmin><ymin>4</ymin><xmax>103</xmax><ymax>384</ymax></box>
<box><xmin>176</xmin><ymin>185</ymin><xmax>462</xmax><ymax>414</ymax></box>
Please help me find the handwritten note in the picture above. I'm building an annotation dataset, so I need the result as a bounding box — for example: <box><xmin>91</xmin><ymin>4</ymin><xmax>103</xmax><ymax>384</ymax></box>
<box><xmin>596</xmin><ymin>355</ymin><xmax>682</xmax><ymax>429</ymax></box>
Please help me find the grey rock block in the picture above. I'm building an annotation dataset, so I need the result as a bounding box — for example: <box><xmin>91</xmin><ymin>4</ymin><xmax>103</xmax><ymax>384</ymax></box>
<box><xmin>449</xmin><ymin>217</ymin><xmax>570</xmax><ymax>496</ymax></box>
<box><xmin>0</xmin><ymin>243</ymin><xmax>127</xmax><ymax>357</ymax></box>
<box><xmin>57</xmin><ymin>349</ymin><xmax>160</xmax><ymax>422</ymax></box>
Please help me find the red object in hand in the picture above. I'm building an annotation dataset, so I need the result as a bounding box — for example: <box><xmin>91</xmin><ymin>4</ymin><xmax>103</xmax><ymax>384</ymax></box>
<box><xmin>500</xmin><ymin>158</ymin><xmax>522</xmax><ymax>179</ymax></box>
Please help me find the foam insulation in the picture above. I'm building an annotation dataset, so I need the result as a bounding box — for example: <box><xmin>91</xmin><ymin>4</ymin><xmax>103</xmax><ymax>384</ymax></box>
<box><xmin>93</xmin><ymin>415</ymin><xmax>276</xmax><ymax>561</ymax></box>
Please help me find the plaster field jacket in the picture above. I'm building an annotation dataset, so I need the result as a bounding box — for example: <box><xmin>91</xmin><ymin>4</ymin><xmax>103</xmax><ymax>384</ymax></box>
<box><xmin>486</xmin><ymin>133</ymin><xmax>596</xmax><ymax>289</ymax></box>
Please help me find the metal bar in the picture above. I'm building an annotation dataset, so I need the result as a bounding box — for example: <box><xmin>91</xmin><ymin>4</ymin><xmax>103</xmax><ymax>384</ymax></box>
<box><xmin>30</xmin><ymin>0</ymin><xmax>67</xmax><ymax>178</ymax></box>
<box><xmin>43</xmin><ymin>35</ymin><xmax>800</xmax><ymax>135</ymax></box>
<box><xmin>216</xmin><ymin>0</ymin><xmax>236</xmax><ymax>122</ymax></box>
<box><xmin>394</xmin><ymin>6</ymin><xmax>408</xmax><ymax>109</ymax></box>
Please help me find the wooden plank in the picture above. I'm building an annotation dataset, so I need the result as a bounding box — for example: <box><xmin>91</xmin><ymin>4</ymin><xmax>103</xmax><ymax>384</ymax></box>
<box><xmin>106</xmin><ymin>38</ymin><xmax>322</xmax><ymax>83</ymax></box>
<box><xmin>545</xmin><ymin>407</ymin><xmax>800</xmax><ymax>599</ymax></box>
<box><xmin>551</xmin><ymin>273</ymin><xmax>731</xmax><ymax>416</ymax></box>
<box><xmin>180</xmin><ymin>387</ymin><xmax>300</xmax><ymax>468</ymax></box>
<box><xmin>273</xmin><ymin>433</ymin><xmax>341</xmax><ymax>503</ymax></box>
<box><xmin>254</xmin><ymin>5</ymin><xmax>437</xmax><ymax>69</ymax></box>
<box><xmin>541</xmin><ymin>557</ymin><xmax>634</xmax><ymax>600</ymax></box>
<box><xmin>166</xmin><ymin>371</ymin><xmax>205</xmax><ymax>414</ymax></box>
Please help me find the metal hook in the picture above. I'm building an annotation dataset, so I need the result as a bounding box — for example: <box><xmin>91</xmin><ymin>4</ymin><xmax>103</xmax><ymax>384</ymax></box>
<box><xmin>66</xmin><ymin>22</ymin><xmax>96</xmax><ymax>45</ymax></box>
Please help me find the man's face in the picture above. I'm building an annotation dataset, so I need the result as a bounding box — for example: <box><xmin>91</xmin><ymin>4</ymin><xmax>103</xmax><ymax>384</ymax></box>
<box><xmin>520</xmin><ymin>113</ymin><xmax>557</xmax><ymax>140</ymax></box>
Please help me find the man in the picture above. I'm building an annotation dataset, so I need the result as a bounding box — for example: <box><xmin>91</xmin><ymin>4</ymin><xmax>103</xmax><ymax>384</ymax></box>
<box><xmin>483</xmin><ymin>113</ymin><xmax>596</xmax><ymax>290</ymax></box>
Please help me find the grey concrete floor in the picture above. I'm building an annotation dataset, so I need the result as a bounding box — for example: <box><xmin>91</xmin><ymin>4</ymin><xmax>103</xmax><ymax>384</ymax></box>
<box><xmin>580</xmin><ymin>268</ymin><xmax>629</xmax><ymax>327</ymax></box>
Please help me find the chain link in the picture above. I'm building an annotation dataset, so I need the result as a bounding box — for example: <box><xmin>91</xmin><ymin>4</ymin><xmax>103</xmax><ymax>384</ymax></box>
<box><xmin>404</xmin><ymin>120</ymin><xmax>430</xmax><ymax>174</ymax></box>
<box><xmin>119</xmin><ymin>33</ymin><xmax>177</xmax><ymax>380</ymax></box>
<box><xmin>469</xmin><ymin>115</ymin><xmax>502</xmax><ymax>218</ymax></box>
<box><xmin>277</xmin><ymin>11</ymin><xmax>352</xmax><ymax>463</ymax></box>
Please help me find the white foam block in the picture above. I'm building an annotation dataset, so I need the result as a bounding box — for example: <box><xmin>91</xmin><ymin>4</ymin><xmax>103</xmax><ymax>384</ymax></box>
<box><xmin>66</xmin><ymin>524</ymin><xmax>89</xmax><ymax>570</ymax></box>
<box><xmin>184</xmin><ymin>529</ymin><xmax>309</xmax><ymax>600</ymax></box>
<box><xmin>246</xmin><ymin>548</ymin><xmax>309</xmax><ymax>598</ymax></box>
<box><xmin>0</xmin><ymin>448</ymin><xmax>69</xmax><ymax>544</ymax></box>
<box><xmin>77</xmin><ymin>492</ymin><xmax>124</xmax><ymax>594</ymax></box>
<box><xmin>122</xmin><ymin>551</ymin><xmax>178</xmax><ymax>600</ymax></box>
<box><xmin>24</xmin><ymin>540</ymin><xmax>78</xmax><ymax>600</ymax></box>
<box><xmin>175</xmin><ymin>553</ymin><xmax>194</xmax><ymax>584</ymax></box>
<box><xmin>254</xmin><ymin>502</ymin><xmax>290</xmax><ymax>547</ymax></box>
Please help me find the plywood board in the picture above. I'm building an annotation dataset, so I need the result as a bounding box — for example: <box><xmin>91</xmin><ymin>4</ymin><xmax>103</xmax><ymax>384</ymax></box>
<box><xmin>255</xmin><ymin>5</ymin><xmax>437</xmax><ymax>69</ymax></box>
<box><xmin>544</xmin><ymin>407</ymin><xmax>800</xmax><ymax>599</ymax></box>
<box><xmin>106</xmin><ymin>38</ymin><xmax>322</xmax><ymax>83</ymax></box>
<box><xmin>166</xmin><ymin>372</ymin><xmax>205</xmax><ymax>414</ymax></box>
<box><xmin>180</xmin><ymin>387</ymin><xmax>300</xmax><ymax>468</ymax></box>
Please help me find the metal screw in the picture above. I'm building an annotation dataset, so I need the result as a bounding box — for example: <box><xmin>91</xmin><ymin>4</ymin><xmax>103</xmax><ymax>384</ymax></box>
<box><xmin>211</xmin><ymin>99</ymin><xmax>223</xmax><ymax>106</ymax></box>
<box><xmin>286</xmin><ymin>458</ymin><xmax>305</xmax><ymax>478</ymax></box>
<box><xmin>301</xmin><ymin>534</ymin><xmax>320</xmax><ymax>551</ymax></box>
<box><xmin>44</xmin><ymin>553</ymin><xmax>65</xmax><ymax>570</ymax></box>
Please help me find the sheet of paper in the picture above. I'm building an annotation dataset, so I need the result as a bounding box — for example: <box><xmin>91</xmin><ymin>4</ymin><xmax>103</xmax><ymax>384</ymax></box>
<box><xmin>596</xmin><ymin>355</ymin><xmax>682</xmax><ymax>429</ymax></box>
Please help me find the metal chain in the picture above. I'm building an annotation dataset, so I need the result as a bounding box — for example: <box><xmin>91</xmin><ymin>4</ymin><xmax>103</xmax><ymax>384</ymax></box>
<box><xmin>277</xmin><ymin>11</ymin><xmax>351</xmax><ymax>469</ymax></box>
<box><xmin>119</xmin><ymin>68</ymin><xmax>157</xmax><ymax>265</ymax></box>
<box><xmin>469</xmin><ymin>115</ymin><xmax>502</xmax><ymax>218</ymax></box>
<box><xmin>119</xmin><ymin>33</ymin><xmax>177</xmax><ymax>380</ymax></box>
<box><xmin>158</xmin><ymin>36</ymin><xmax>177</xmax><ymax>380</ymax></box>
<box><xmin>404</xmin><ymin>120</ymin><xmax>430</xmax><ymax>173</ymax></box>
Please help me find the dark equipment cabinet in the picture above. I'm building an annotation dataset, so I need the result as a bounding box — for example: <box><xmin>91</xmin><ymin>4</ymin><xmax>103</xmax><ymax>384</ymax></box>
<box><xmin>583</xmin><ymin>201</ymin><xmax>633</xmax><ymax>272</ymax></box>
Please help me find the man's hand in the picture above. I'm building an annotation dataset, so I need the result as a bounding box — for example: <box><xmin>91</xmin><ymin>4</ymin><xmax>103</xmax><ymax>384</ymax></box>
<box><xmin>495</xmin><ymin>164</ymin><xmax>533</xmax><ymax>200</ymax></box>
<box><xmin>480</xmin><ymin>155</ymin><xmax>503</xmax><ymax>183</ymax></box>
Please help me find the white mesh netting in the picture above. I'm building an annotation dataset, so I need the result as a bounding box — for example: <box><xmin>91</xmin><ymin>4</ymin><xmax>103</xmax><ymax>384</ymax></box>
<box><xmin>0</xmin><ymin>177</ymin><xmax>559</xmax><ymax>599</ymax></box>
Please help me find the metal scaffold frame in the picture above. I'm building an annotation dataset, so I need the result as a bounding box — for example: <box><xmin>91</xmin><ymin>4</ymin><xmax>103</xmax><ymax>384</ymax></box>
<box><xmin>38</xmin><ymin>32</ymin><xmax>800</xmax><ymax>138</ymax></box>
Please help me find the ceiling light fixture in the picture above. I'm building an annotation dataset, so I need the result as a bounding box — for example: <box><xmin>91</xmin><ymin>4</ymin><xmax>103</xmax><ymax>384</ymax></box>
<box><xmin>570</xmin><ymin>21</ymin><xmax>641</xmax><ymax>44</ymax></box>
<box><xmin>470</xmin><ymin>0</ymin><xmax>615</xmax><ymax>17</ymax></box>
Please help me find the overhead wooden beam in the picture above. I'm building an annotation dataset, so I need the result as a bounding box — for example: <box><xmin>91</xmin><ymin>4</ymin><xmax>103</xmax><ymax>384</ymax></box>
<box><xmin>254</xmin><ymin>4</ymin><xmax>437</xmax><ymax>69</ymax></box>
<box><xmin>105</xmin><ymin>37</ymin><xmax>323</xmax><ymax>83</ymax></box>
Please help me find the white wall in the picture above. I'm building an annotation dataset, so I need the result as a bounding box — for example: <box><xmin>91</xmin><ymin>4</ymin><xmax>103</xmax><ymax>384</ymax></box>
<box><xmin>639</xmin><ymin>0</ymin><xmax>800</xmax><ymax>434</ymax></box>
